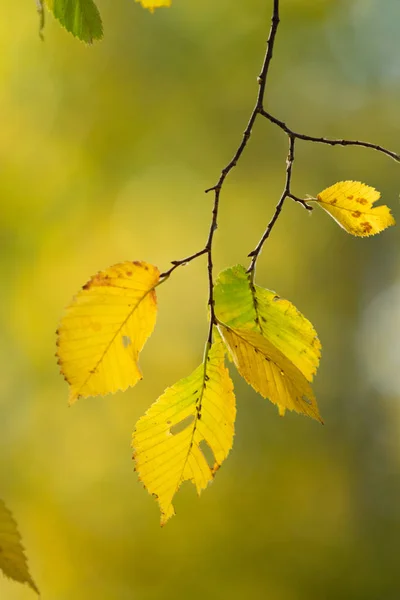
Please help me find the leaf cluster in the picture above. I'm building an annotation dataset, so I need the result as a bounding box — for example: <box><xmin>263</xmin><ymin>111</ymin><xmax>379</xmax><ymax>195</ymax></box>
<box><xmin>56</xmin><ymin>181</ymin><xmax>394</xmax><ymax>523</ymax></box>
<box><xmin>49</xmin><ymin>0</ymin><xmax>397</xmax><ymax>525</ymax></box>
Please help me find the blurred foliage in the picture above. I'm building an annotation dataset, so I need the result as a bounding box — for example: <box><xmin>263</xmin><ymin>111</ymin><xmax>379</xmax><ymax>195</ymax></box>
<box><xmin>0</xmin><ymin>499</ymin><xmax>39</xmax><ymax>594</ymax></box>
<box><xmin>1</xmin><ymin>0</ymin><xmax>400</xmax><ymax>598</ymax></box>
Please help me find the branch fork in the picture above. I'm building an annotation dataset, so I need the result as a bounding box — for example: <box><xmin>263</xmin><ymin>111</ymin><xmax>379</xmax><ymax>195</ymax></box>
<box><xmin>160</xmin><ymin>0</ymin><xmax>398</xmax><ymax>344</ymax></box>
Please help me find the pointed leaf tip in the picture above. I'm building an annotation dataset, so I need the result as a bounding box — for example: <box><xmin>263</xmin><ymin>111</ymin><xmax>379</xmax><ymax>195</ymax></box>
<box><xmin>315</xmin><ymin>180</ymin><xmax>395</xmax><ymax>237</ymax></box>
<box><xmin>0</xmin><ymin>499</ymin><xmax>39</xmax><ymax>594</ymax></box>
<box><xmin>57</xmin><ymin>261</ymin><xmax>159</xmax><ymax>403</ymax></box>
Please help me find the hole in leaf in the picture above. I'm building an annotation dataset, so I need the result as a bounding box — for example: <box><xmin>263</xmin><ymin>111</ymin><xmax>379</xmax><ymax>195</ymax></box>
<box><xmin>170</xmin><ymin>414</ymin><xmax>194</xmax><ymax>435</ymax></box>
<box><xmin>199</xmin><ymin>439</ymin><xmax>216</xmax><ymax>470</ymax></box>
<box><xmin>122</xmin><ymin>335</ymin><xmax>131</xmax><ymax>348</ymax></box>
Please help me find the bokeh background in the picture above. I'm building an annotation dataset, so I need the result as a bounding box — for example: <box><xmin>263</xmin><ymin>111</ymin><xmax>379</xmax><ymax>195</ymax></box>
<box><xmin>1</xmin><ymin>0</ymin><xmax>400</xmax><ymax>598</ymax></box>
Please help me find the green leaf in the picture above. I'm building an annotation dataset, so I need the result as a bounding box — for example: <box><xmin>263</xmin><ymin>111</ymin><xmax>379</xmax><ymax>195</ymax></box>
<box><xmin>214</xmin><ymin>265</ymin><xmax>321</xmax><ymax>382</ymax></box>
<box><xmin>214</xmin><ymin>265</ymin><xmax>322</xmax><ymax>421</ymax></box>
<box><xmin>0</xmin><ymin>499</ymin><xmax>39</xmax><ymax>594</ymax></box>
<box><xmin>45</xmin><ymin>0</ymin><xmax>103</xmax><ymax>43</ymax></box>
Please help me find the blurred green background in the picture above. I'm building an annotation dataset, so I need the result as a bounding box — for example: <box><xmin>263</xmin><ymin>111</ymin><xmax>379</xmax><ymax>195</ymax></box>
<box><xmin>1</xmin><ymin>0</ymin><xmax>400</xmax><ymax>598</ymax></box>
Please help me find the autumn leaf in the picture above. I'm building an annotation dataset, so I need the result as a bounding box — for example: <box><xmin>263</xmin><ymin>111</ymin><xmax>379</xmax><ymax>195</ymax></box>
<box><xmin>0</xmin><ymin>499</ymin><xmax>39</xmax><ymax>594</ymax></box>
<box><xmin>314</xmin><ymin>180</ymin><xmax>395</xmax><ymax>237</ymax></box>
<box><xmin>219</xmin><ymin>325</ymin><xmax>321</xmax><ymax>422</ymax></box>
<box><xmin>133</xmin><ymin>334</ymin><xmax>236</xmax><ymax>525</ymax></box>
<box><xmin>136</xmin><ymin>0</ymin><xmax>171</xmax><ymax>11</ymax></box>
<box><xmin>214</xmin><ymin>265</ymin><xmax>322</xmax><ymax>421</ymax></box>
<box><xmin>214</xmin><ymin>265</ymin><xmax>321</xmax><ymax>382</ymax></box>
<box><xmin>45</xmin><ymin>0</ymin><xmax>103</xmax><ymax>43</ymax></box>
<box><xmin>57</xmin><ymin>261</ymin><xmax>159</xmax><ymax>404</ymax></box>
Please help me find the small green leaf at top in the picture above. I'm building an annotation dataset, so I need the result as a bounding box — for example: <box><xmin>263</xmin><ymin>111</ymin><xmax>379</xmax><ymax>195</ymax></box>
<box><xmin>45</xmin><ymin>0</ymin><xmax>103</xmax><ymax>43</ymax></box>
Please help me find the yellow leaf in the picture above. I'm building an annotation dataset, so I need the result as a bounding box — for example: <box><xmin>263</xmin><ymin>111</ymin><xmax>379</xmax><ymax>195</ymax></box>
<box><xmin>136</xmin><ymin>0</ymin><xmax>171</xmax><ymax>11</ymax></box>
<box><xmin>315</xmin><ymin>180</ymin><xmax>395</xmax><ymax>237</ymax></box>
<box><xmin>0</xmin><ymin>499</ymin><xmax>39</xmax><ymax>594</ymax></box>
<box><xmin>57</xmin><ymin>261</ymin><xmax>159</xmax><ymax>404</ymax></box>
<box><xmin>218</xmin><ymin>324</ymin><xmax>322</xmax><ymax>423</ymax></box>
<box><xmin>133</xmin><ymin>334</ymin><xmax>236</xmax><ymax>525</ymax></box>
<box><xmin>214</xmin><ymin>265</ymin><xmax>321</xmax><ymax>419</ymax></box>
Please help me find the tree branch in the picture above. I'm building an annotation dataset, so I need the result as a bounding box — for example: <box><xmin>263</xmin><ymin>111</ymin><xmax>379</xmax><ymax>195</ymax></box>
<box><xmin>205</xmin><ymin>0</ymin><xmax>280</xmax><ymax>196</ymax></box>
<box><xmin>161</xmin><ymin>0</ymin><xmax>282</xmax><ymax>343</ymax></box>
<box><xmin>261</xmin><ymin>110</ymin><xmax>400</xmax><ymax>162</ymax></box>
<box><xmin>159</xmin><ymin>248</ymin><xmax>208</xmax><ymax>279</ymax></box>
<box><xmin>160</xmin><ymin>0</ymin><xmax>399</xmax><ymax>341</ymax></box>
<box><xmin>247</xmin><ymin>135</ymin><xmax>296</xmax><ymax>278</ymax></box>
<box><xmin>36</xmin><ymin>0</ymin><xmax>45</xmax><ymax>40</ymax></box>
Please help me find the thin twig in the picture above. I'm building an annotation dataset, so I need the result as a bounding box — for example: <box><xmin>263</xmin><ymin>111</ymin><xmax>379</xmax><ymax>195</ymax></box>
<box><xmin>160</xmin><ymin>0</ymin><xmax>399</xmax><ymax>332</ymax></box>
<box><xmin>36</xmin><ymin>0</ymin><xmax>45</xmax><ymax>40</ymax></box>
<box><xmin>247</xmin><ymin>135</ymin><xmax>296</xmax><ymax>279</ymax></box>
<box><xmin>287</xmin><ymin>193</ymin><xmax>313</xmax><ymax>210</ymax></box>
<box><xmin>203</xmin><ymin>0</ymin><xmax>281</xmax><ymax>342</ymax></box>
<box><xmin>205</xmin><ymin>0</ymin><xmax>280</xmax><ymax>196</ymax></box>
<box><xmin>261</xmin><ymin>110</ymin><xmax>400</xmax><ymax>162</ymax></box>
<box><xmin>159</xmin><ymin>248</ymin><xmax>208</xmax><ymax>279</ymax></box>
<box><xmin>161</xmin><ymin>0</ymin><xmax>281</xmax><ymax>343</ymax></box>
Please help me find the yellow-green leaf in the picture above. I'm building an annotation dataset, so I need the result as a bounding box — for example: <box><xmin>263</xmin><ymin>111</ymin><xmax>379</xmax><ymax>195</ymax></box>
<box><xmin>0</xmin><ymin>499</ymin><xmax>39</xmax><ymax>594</ymax></box>
<box><xmin>136</xmin><ymin>0</ymin><xmax>171</xmax><ymax>11</ymax></box>
<box><xmin>214</xmin><ymin>265</ymin><xmax>321</xmax><ymax>420</ymax></box>
<box><xmin>315</xmin><ymin>180</ymin><xmax>395</xmax><ymax>237</ymax></box>
<box><xmin>214</xmin><ymin>265</ymin><xmax>321</xmax><ymax>382</ymax></box>
<box><xmin>218</xmin><ymin>324</ymin><xmax>322</xmax><ymax>423</ymax></box>
<box><xmin>57</xmin><ymin>261</ymin><xmax>159</xmax><ymax>404</ymax></box>
<box><xmin>45</xmin><ymin>0</ymin><xmax>103</xmax><ymax>43</ymax></box>
<box><xmin>133</xmin><ymin>334</ymin><xmax>236</xmax><ymax>525</ymax></box>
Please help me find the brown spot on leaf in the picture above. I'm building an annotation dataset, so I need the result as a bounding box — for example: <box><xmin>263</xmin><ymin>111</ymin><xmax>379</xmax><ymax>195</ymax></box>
<box><xmin>331</xmin><ymin>198</ymin><xmax>338</xmax><ymax>205</ymax></box>
<box><xmin>84</xmin><ymin>274</ymin><xmax>113</xmax><ymax>289</ymax></box>
<box><xmin>212</xmin><ymin>462</ymin><xmax>221</xmax><ymax>475</ymax></box>
<box><xmin>126</xmin><ymin>270</ymin><xmax>132</xmax><ymax>276</ymax></box>
<box><xmin>351</xmin><ymin>211</ymin><xmax>361</xmax><ymax>218</ymax></box>
<box><xmin>347</xmin><ymin>195</ymin><xmax>354</xmax><ymax>200</ymax></box>
<box><xmin>356</xmin><ymin>197</ymin><xmax>368</xmax><ymax>205</ymax></box>
<box><xmin>132</xmin><ymin>261</ymin><xmax>142</xmax><ymax>267</ymax></box>
<box><xmin>361</xmin><ymin>221</ymin><xmax>373</xmax><ymax>234</ymax></box>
